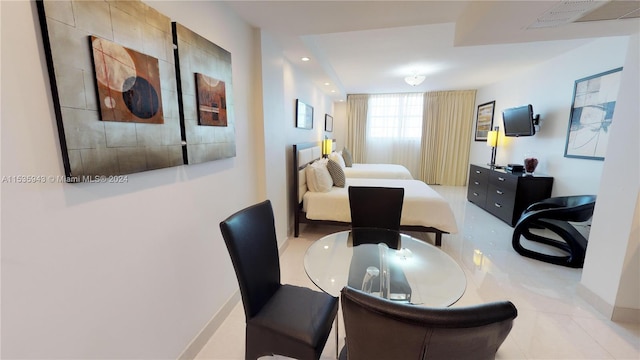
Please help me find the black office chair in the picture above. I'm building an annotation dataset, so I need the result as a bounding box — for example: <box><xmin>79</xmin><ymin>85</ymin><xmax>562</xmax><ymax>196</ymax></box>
<box><xmin>512</xmin><ymin>195</ymin><xmax>596</xmax><ymax>268</ymax></box>
<box><xmin>339</xmin><ymin>286</ymin><xmax>517</xmax><ymax>360</ymax></box>
<box><xmin>220</xmin><ymin>200</ymin><xmax>339</xmax><ymax>360</ymax></box>
<box><xmin>348</xmin><ymin>186</ymin><xmax>404</xmax><ymax>248</ymax></box>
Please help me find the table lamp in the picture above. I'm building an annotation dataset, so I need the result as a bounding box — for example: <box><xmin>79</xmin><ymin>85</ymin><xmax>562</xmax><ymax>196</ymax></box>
<box><xmin>486</xmin><ymin>126</ymin><xmax>499</xmax><ymax>168</ymax></box>
<box><xmin>322</xmin><ymin>137</ymin><xmax>332</xmax><ymax>158</ymax></box>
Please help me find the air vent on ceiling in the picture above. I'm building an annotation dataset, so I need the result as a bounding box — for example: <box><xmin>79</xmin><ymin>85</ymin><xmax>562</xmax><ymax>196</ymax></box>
<box><xmin>575</xmin><ymin>0</ymin><xmax>640</xmax><ymax>21</ymax></box>
<box><xmin>527</xmin><ymin>0</ymin><xmax>639</xmax><ymax>29</ymax></box>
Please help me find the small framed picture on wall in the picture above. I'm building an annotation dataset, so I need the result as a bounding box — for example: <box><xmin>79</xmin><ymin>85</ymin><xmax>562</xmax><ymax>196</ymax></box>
<box><xmin>325</xmin><ymin>114</ymin><xmax>333</xmax><ymax>132</ymax></box>
<box><xmin>296</xmin><ymin>99</ymin><xmax>313</xmax><ymax>129</ymax></box>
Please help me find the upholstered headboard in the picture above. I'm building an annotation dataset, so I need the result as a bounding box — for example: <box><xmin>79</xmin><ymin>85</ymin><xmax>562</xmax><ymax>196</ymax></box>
<box><xmin>294</xmin><ymin>144</ymin><xmax>322</xmax><ymax>203</ymax></box>
<box><xmin>292</xmin><ymin>142</ymin><xmax>323</xmax><ymax>237</ymax></box>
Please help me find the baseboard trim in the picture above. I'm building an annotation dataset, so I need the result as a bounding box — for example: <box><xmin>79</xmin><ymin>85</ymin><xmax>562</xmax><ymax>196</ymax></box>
<box><xmin>577</xmin><ymin>284</ymin><xmax>640</xmax><ymax>323</ymax></box>
<box><xmin>578</xmin><ymin>283</ymin><xmax>615</xmax><ymax>319</ymax></box>
<box><xmin>612</xmin><ymin>306</ymin><xmax>640</xmax><ymax>323</ymax></box>
<box><xmin>178</xmin><ymin>290</ymin><xmax>241</xmax><ymax>360</ymax></box>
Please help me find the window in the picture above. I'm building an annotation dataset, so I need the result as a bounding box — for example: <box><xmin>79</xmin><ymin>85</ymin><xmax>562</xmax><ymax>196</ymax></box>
<box><xmin>367</xmin><ymin>93</ymin><xmax>423</xmax><ymax>139</ymax></box>
<box><xmin>365</xmin><ymin>93</ymin><xmax>424</xmax><ymax>176</ymax></box>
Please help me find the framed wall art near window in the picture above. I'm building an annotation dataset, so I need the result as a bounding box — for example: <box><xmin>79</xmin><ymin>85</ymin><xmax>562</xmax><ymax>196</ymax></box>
<box><xmin>325</xmin><ymin>114</ymin><xmax>333</xmax><ymax>132</ymax></box>
<box><xmin>296</xmin><ymin>99</ymin><xmax>313</xmax><ymax>129</ymax></box>
<box><xmin>475</xmin><ymin>101</ymin><xmax>495</xmax><ymax>141</ymax></box>
<box><xmin>564</xmin><ymin>67</ymin><xmax>623</xmax><ymax>160</ymax></box>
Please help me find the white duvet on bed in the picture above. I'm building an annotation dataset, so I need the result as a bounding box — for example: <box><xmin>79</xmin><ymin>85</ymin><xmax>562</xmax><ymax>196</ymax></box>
<box><xmin>343</xmin><ymin>163</ymin><xmax>413</xmax><ymax>179</ymax></box>
<box><xmin>302</xmin><ymin>178</ymin><xmax>458</xmax><ymax>233</ymax></box>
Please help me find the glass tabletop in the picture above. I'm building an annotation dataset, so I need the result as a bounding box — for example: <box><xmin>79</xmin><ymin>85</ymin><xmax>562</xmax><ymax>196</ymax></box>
<box><xmin>304</xmin><ymin>229</ymin><xmax>466</xmax><ymax>307</ymax></box>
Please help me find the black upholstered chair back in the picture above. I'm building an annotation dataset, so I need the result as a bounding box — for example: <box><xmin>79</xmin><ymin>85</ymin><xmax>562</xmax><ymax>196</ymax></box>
<box><xmin>220</xmin><ymin>200</ymin><xmax>281</xmax><ymax>319</ymax></box>
<box><xmin>340</xmin><ymin>286</ymin><xmax>517</xmax><ymax>360</ymax></box>
<box><xmin>348</xmin><ymin>186</ymin><xmax>404</xmax><ymax>232</ymax></box>
<box><xmin>524</xmin><ymin>195</ymin><xmax>596</xmax><ymax>223</ymax></box>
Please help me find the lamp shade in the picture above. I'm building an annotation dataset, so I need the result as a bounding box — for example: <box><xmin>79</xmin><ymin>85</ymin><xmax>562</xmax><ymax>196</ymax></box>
<box><xmin>486</xmin><ymin>130</ymin><xmax>498</xmax><ymax>147</ymax></box>
<box><xmin>404</xmin><ymin>75</ymin><xmax>425</xmax><ymax>86</ymax></box>
<box><xmin>322</xmin><ymin>138</ymin><xmax>332</xmax><ymax>155</ymax></box>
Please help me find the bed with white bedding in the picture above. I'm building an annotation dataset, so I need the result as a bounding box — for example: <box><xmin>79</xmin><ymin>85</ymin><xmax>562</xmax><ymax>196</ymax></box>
<box><xmin>343</xmin><ymin>163</ymin><xmax>413</xmax><ymax>179</ymax></box>
<box><xmin>327</xmin><ymin>149</ymin><xmax>413</xmax><ymax>179</ymax></box>
<box><xmin>293</xmin><ymin>142</ymin><xmax>458</xmax><ymax>246</ymax></box>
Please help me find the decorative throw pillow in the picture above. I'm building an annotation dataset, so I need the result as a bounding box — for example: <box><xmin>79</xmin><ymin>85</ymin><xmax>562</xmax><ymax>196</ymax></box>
<box><xmin>342</xmin><ymin>147</ymin><xmax>353</xmax><ymax>167</ymax></box>
<box><xmin>305</xmin><ymin>165</ymin><xmax>318</xmax><ymax>192</ymax></box>
<box><xmin>326</xmin><ymin>159</ymin><xmax>346</xmax><ymax>187</ymax></box>
<box><xmin>328</xmin><ymin>151</ymin><xmax>346</xmax><ymax>168</ymax></box>
<box><xmin>311</xmin><ymin>160</ymin><xmax>333</xmax><ymax>192</ymax></box>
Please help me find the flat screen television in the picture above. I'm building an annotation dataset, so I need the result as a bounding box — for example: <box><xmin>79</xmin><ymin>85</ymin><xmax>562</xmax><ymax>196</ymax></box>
<box><xmin>502</xmin><ymin>104</ymin><xmax>536</xmax><ymax>137</ymax></box>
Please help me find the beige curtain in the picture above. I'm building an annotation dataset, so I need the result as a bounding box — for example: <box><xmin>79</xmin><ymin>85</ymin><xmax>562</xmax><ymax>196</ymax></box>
<box><xmin>420</xmin><ymin>90</ymin><xmax>477</xmax><ymax>186</ymax></box>
<box><xmin>346</xmin><ymin>94</ymin><xmax>369</xmax><ymax>163</ymax></box>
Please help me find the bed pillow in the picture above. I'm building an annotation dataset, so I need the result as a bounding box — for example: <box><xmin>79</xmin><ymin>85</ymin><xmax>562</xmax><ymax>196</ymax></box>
<box><xmin>307</xmin><ymin>159</ymin><xmax>333</xmax><ymax>192</ymax></box>
<box><xmin>328</xmin><ymin>151</ymin><xmax>346</xmax><ymax>168</ymax></box>
<box><xmin>326</xmin><ymin>159</ymin><xmax>346</xmax><ymax>187</ymax></box>
<box><xmin>342</xmin><ymin>147</ymin><xmax>353</xmax><ymax>167</ymax></box>
<box><xmin>305</xmin><ymin>165</ymin><xmax>318</xmax><ymax>192</ymax></box>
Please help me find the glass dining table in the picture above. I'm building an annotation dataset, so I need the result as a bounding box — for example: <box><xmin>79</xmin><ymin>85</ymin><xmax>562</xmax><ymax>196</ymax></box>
<box><xmin>304</xmin><ymin>228</ymin><xmax>467</xmax><ymax>307</ymax></box>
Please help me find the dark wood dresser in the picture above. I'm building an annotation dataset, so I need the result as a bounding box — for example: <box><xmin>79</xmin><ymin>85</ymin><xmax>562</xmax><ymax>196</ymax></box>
<box><xmin>467</xmin><ymin>164</ymin><xmax>553</xmax><ymax>226</ymax></box>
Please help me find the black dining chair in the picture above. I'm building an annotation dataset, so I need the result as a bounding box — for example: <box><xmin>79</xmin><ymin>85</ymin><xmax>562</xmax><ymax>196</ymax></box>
<box><xmin>348</xmin><ymin>186</ymin><xmax>409</xmax><ymax>299</ymax></box>
<box><xmin>220</xmin><ymin>200</ymin><xmax>339</xmax><ymax>360</ymax></box>
<box><xmin>339</xmin><ymin>286</ymin><xmax>518</xmax><ymax>360</ymax></box>
<box><xmin>512</xmin><ymin>195</ymin><xmax>596</xmax><ymax>268</ymax></box>
<box><xmin>348</xmin><ymin>186</ymin><xmax>404</xmax><ymax>248</ymax></box>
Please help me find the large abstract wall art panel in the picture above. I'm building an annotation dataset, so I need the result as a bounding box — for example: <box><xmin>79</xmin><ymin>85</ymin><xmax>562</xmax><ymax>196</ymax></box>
<box><xmin>173</xmin><ymin>22</ymin><xmax>236</xmax><ymax>165</ymax></box>
<box><xmin>37</xmin><ymin>0</ymin><xmax>183</xmax><ymax>182</ymax></box>
<box><xmin>91</xmin><ymin>36</ymin><xmax>164</xmax><ymax>124</ymax></box>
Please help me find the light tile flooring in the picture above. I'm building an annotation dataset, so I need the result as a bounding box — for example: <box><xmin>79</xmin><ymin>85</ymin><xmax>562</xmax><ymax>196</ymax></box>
<box><xmin>196</xmin><ymin>186</ymin><xmax>640</xmax><ymax>360</ymax></box>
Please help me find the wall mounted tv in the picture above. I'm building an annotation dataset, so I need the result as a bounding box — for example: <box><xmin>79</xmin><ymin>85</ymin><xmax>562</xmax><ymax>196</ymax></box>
<box><xmin>502</xmin><ymin>104</ymin><xmax>539</xmax><ymax>137</ymax></box>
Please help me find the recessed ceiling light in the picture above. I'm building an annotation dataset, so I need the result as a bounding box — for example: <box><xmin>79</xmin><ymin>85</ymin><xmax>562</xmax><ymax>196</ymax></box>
<box><xmin>331</xmin><ymin>90</ymin><xmax>336</xmax><ymax>93</ymax></box>
<box><xmin>324</xmin><ymin>82</ymin><xmax>330</xmax><ymax>86</ymax></box>
<box><xmin>301</xmin><ymin>57</ymin><xmax>310</xmax><ymax>62</ymax></box>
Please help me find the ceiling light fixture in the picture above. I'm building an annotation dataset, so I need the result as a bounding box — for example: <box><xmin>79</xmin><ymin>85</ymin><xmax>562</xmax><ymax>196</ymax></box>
<box><xmin>301</xmin><ymin>57</ymin><xmax>310</xmax><ymax>62</ymax></box>
<box><xmin>404</xmin><ymin>74</ymin><xmax>425</xmax><ymax>86</ymax></box>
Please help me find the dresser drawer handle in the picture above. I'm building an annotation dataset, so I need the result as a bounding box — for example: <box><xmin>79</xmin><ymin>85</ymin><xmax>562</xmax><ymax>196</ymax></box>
<box><xmin>496</xmin><ymin>190</ymin><xmax>503</xmax><ymax>195</ymax></box>
<box><xmin>498</xmin><ymin>177</ymin><xmax>505</xmax><ymax>181</ymax></box>
<box><xmin>494</xmin><ymin>203</ymin><xmax>502</xmax><ymax>208</ymax></box>
<box><xmin>475</xmin><ymin>170</ymin><xmax>481</xmax><ymax>174</ymax></box>
<box><xmin>473</xmin><ymin>192</ymin><xmax>479</xmax><ymax>196</ymax></box>
<box><xmin>474</xmin><ymin>181</ymin><xmax>479</xmax><ymax>185</ymax></box>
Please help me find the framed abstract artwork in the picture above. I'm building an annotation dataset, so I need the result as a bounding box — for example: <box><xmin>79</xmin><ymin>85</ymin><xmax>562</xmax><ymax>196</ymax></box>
<box><xmin>37</xmin><ymin>0</ymin><xmax>183</xmax><ymax>181</ymax></box>
<box><xmin>173</xmin><ymin>22</ymin><xmax>236</xmax><ymax>165</ymax></box>
<box><xmin>564</xmin><ymin>67</ymin><xmax>623</xmax><ymax>160</ymax></box>
<box><xmin>325</xmin><ymin>114</ymin><xmax>333</xmax><ymax>132</ymax></box>
<box><xmin>296</xmin><ymin>99</ymin><xmax>313</xmax><ymax>129</ymax></box>
<box><xmin>475</xmin><ymin>101</ymin><xmax>495</xmax><ymax>141</ymax></box>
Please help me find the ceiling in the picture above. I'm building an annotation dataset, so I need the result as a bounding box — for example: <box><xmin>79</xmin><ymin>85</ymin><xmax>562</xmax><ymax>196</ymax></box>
<box><xmin>224</xmin><ymin>0</ymin><xmax>640</xmax><ymax>101</ymax></box>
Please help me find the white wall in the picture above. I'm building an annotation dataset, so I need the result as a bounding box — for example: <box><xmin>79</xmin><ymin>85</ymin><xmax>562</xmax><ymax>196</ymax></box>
<box><xmin>1</xmin><ymin>1</ymin><xmax>260</xmax><ymax>358</ymax></box>
<box><xmin>332</xmin><ymin>101</ymin><xmax>348</xmax><ymax>150</ymax></box>
<box><xmin>470</xmin><ymin>37</ymin><xmax>630</xmax><ymax>196</ymax></box>
<box><xmin>281</xmin><ymin>56</ymin><xmax>335</xmax><ymax>233</ymax></box>
<box><xmin>283</xmin><ymin>61</ymin><xmax>334</xmax><ymax>145</ymax></box>
<box><xmin>582</xmin><ymin>33</ymin><xmax>640</xmax><ymax>319</ymax></box>
<box><xmin>258</xmin><ymin>30</ymin><xmax>289</xmax><ymax>245</ymax></box>
<box><xmin>471</xmin><ymin>34</ymin><xmax>639</xmax><ymax>318</ymax></box>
